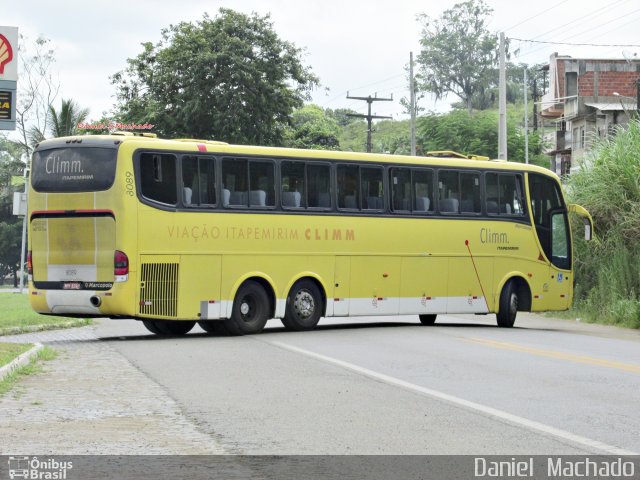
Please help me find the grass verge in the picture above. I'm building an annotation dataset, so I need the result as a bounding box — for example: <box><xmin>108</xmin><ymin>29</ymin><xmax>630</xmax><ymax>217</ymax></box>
<box><xmin>0</xmin><ymin>342</ymin><xmax>33</xmax><ymax>367</ymax></box>
<box><xmin>0</xmin><ymin>346</ymin><xmax>57</xmax><ymax>396</ymax></box>
<box><xmin>0</xmin><ymin>292</ymin><xmax>91</xmax><ymax>335</ymax></box>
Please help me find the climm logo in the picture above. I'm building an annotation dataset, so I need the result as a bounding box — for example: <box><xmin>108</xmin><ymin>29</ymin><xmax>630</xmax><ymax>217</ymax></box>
<box><xmin>46</xmin><ymin>155</ymin><xmax>84</xmax><ymax>174</ymax></box>
<box><xmin>480</xmin><ymin>228</ymin><xmax>508</xmax><ymax>244</ymax></box>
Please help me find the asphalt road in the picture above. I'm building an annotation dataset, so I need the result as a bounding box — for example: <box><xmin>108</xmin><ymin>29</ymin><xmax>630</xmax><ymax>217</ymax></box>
<box><xmin>97</xmin><ymin>312</ymin><xmax>640</xmax><ymax>455</ymax></box>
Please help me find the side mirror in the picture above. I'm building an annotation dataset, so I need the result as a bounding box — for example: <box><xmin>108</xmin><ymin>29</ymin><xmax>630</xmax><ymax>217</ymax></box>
<box><xmin>567</xmin><ymin>204</ymin><xmax>594</xmax><ymax>241</ymax></box>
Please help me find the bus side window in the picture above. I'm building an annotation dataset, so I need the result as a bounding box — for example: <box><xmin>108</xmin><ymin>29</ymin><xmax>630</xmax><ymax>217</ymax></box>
<box><xmin>307</xmin><ymin>164</ymin><xmax>331</xmax><ymax>209</ymax></box>
<box><xmin>182</xmin><ymin>156</ymin><xmax>216</xmax><ymax>207</ymax></box>
<box><xmin>438</xmin><ymin>170</ymin><xmax>459</xmax><ymax>214</ymax></box>
<box><xmin>391</xmin><ymin>168</ymin><xmax>411</xmax><ymax>212</ymax></box>
<box><xmin>460</xmin><ymin>172</ymin><xmax>481</xmax><ymax>214</ymax></box>
<box><xmin>486</xmin><ymin>173</ymin><xmax>525</xmax><ymax>216</ymax></box>
<box><xmin>140</xmin><ymin>153</ymin><xmax>177</xmax><ymax>206</ymax></box>
<box><xmin>412</xmin><ymin>169</ymin><xmax>433</xmax><ymax>213</ymax></box>
<box><xmin>249</xmin><ymin>160</ymin><xmax>275</xmax><ymax>207</ymax></box>
<box><xmin>222</xmin><ymin>158</ymin><xmax>248</xmax><ymax>207</ymax></box>
<box><xmin>361</xmin><ymin>167</ymin><xmax>384</xmax><ymax>210</ymax></box>
<box><xmin>281</xmin><ymin>161</ymin><xmax>305</xmax><ymax>208</ymax></box>
<box><xmin>337</xmin><ymin>165</ymin><xmax>360</xmax><ymax>210</ymax></box>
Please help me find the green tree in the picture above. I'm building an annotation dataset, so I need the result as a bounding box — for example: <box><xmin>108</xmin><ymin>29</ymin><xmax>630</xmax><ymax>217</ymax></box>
<box><xmin>416</xmin><ymin>107</ymin><xmax>547</xmax><ymax>165</ymax></box>
<box><xmin>48</xmin><ymin>98</ymin><xmax>90</xmax><ymax>138</ymax></box>
<box><xmin>0</xmin><ymin>137</ymin><xmax>26</xmax><ymax>286</ymax></box>
<box><xmin>111</xmin><ymin>8</ymin><xmax>318</xmax><ymax>145</ymax></box>
<box><xmin>284</xmin><ymin>105</ymin><xmax>340</xmax><ymax>150</ymax></box>
<box><xmin>416</xmin><ymin>0</ymin><xmax>498</xmax><ymax>114</ymax></box>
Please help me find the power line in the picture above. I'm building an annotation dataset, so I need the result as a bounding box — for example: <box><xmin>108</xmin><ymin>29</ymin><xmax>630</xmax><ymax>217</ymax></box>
<box><xmin>512</xmin><ymin>6</ymin><xmax>640</xmax><ymax>60</ymax></box>
<box><xmin>510</xmin><ymin>38</ymin><xmax>640</xmax><ymax>48</ymax></box>
<box><xmin>525</xmin><ymin>0</ymin><xmax>630</xmax><ymax>42</ymax></box>
<box><xmin>503</xmin><ymin>0</ymin><xmax>571</xmax><ymax>32</ymax></box>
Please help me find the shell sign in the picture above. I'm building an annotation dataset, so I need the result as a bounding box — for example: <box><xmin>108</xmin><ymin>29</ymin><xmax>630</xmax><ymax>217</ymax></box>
<box><xmin>0</xmin><ymin>34</ymin><xmax>13</xmax><ymax>74</ymax></box>
<box><xmin>0</xmin><ymin>27</ymin><xmax>18</xmax><ymax>81</ymax></box>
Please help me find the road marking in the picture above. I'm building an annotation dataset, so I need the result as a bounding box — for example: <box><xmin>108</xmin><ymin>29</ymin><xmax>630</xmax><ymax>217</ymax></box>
<box><xmin>267</xmin><ymin>340</ymin><xmax>637</xmax><ymax>456</ymax></box>
<box><xmin>467</xmin><ymin>337</ymin><xmax>640</xmax><ymax>374</ymax></box>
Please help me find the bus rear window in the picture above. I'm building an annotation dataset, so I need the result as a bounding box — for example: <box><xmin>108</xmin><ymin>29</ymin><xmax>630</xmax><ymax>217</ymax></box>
<box><xmin>32</xmin><ymin>147</ymin><xmax>117</xmax><ymax>192</ymax></box>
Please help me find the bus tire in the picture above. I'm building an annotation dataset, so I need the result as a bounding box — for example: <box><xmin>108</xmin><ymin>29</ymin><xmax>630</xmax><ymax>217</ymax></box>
<box><xmin>143</xmin><ymin>320</ymin><xmax>164</xmax><ymax>335</ymax></box>
<box><xmin>419</xmin><ymin>314</ymin><xmax>437</xmax><ymax>325</ymax></box>
<box><xmin>224</xmin><ymin>281</ymin><xmax>270</xmax><ymax>335</ymax></box>
<box><xmin>156</xmin><ymin>320</ymin><xmax>196</xmax><ymax>335</ymax></box>
<box><xmin>282</xmin><ymin>279</ymin><xmax>323</xmax><ymax>331</ymax></box>
<box><xmin>497</xmin><ymin>280</ymin><xmax>518</xmax><ymax>328</ymax></box>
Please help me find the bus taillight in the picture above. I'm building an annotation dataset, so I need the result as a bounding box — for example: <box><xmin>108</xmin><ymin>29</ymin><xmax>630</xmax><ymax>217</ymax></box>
<box><xmin>114</xmin><ymin>250</ymin><xmax>129</xmax><ymax>281</ymax></box>
<box><xmin>27</xmin><ymin>250</ymin><xmax>33</xmax><ymax>275</ymax></box>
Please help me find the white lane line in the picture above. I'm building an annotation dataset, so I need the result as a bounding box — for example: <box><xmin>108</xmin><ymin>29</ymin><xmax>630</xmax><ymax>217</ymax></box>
<box><xmin>267</xmin><ymin>340</ymin><xmax>638</xmax><ymax>456</ymax></box>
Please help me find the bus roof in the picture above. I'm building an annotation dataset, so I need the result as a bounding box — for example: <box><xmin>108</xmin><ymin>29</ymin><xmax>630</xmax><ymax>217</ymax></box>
<box><xmin>34</xmin><ymin>134</ymin><xmax>558</xmax><ymax>179</ymax></box>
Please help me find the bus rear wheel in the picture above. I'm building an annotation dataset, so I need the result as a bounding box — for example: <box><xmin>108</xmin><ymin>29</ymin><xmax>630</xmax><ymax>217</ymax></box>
<box><xmin>145</xmin><ymin>320</ymin><xmax>195</xmax><ymax>335</ymax></box>
<box><xmin>497</xmin><ymin>281</ymin><xmax>518</xmax><ymax>328</ymax></box>
<box><xmin>419</xmin><ymin>314</ymin><xmax>437</xmax><ymax>325</ymax></box>
<box><xmin>224</xmin><ymin>281</ymin><xmax>270</xmax><ymax>335</ymax></box>
<box><xmin>143</xmin><ymin>320</ymin><xmax>163</xmax><ymax>335</ymax></box>
<box><xmin>282</xmin><ymin>279</ymin><xmax>323</xmax><ymax>331</ymax></box>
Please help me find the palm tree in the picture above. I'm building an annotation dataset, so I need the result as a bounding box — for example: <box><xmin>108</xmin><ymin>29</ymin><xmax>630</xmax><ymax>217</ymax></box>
<box><xmin>48</xmin><ymin>99</ymin><xmax>90</xmax><ymax>137</ymax></box>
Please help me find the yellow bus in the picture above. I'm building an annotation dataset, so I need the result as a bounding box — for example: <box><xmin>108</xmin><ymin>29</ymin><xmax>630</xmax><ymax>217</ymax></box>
<box><xmin>27</xmin><ymin>133</ymin><xmax>593</xmax><ymax>335</ymax></box>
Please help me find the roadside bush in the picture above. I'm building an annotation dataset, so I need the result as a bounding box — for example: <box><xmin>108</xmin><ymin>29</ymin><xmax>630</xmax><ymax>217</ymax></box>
<box><xmin>567</xmin><ymin>120</ymin><xmax>640</xmax><ymax>327</ymax></box>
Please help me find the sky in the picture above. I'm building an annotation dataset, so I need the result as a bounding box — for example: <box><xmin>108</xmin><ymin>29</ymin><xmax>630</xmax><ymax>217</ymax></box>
<box><xmin>4</xmin><ymin>0</ymin><xmax>640</xmax><ymax>128</ymax></box>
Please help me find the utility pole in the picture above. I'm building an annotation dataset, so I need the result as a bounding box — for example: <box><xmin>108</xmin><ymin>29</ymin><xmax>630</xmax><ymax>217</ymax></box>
<box><xmin>498</xmin><ymin>32</ymin><xmax>507</xmax><ymax>160</ymax></box>
<box><xmin>409</xmin><ymin>52</ymin><xmax>417</xmax><ymax>156</ymax></box>
<box><xmin>532</xmin><ymin>76</ymin><xmax>538</xmax><ymax>131</ymax></box>
<box><xmin>346</xmin><ymin>92</ymin><xmax>393</xmax><ymax>153</ymax></box>
<box><xmin>524</xmin><ymin>67</ymin><xmax>529</xmax><ymax>164</ymax></box>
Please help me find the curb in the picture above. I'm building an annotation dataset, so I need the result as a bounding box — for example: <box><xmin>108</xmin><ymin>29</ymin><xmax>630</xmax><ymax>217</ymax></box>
<box><xmin>0</xmin><ymin>343</ymin><xmax>44</xmax><ymax>382</ymax></box>
<box><xmin>0</xmin><ymin>319</ymin><xmax>91</xmax><ymax>337</ymax></box>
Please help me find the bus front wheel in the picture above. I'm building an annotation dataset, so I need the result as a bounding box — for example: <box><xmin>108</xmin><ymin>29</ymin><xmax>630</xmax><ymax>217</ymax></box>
<box><xmin>419</xmin><ymin>314</ymin><xmax>437</xmax><ymax>325</ymax></box>
<box><xmin>497</xmin><ymin>281</ymin><xmax>518</xmax><ymax>328</ymax></box>
<box><xmin>282</xmin><ymin>279</ymin><xmax>323</xmax><ymax>331</ymax></box>
<box><xmin>224</xmin><ymin>281</ymin><xmax>270</xmax><ymax>335</ymax></box>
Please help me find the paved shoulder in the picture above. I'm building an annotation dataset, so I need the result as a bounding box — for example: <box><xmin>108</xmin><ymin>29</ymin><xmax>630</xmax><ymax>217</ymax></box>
<box><xmin>0</xmin><ymin>325</ymin><xmax>224</xmax><ymax>455</ymax></box>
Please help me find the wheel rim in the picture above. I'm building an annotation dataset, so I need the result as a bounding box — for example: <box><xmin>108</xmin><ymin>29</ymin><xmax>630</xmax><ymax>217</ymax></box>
<box><xmin>293</xmin><ymin>289</ymin><xmax>315</xmax><ymax>320</ymax></box>
<box><xmin>239</xmin><ymin>296</ymin><xmax>257</xmax><ymax>322</ymax></box>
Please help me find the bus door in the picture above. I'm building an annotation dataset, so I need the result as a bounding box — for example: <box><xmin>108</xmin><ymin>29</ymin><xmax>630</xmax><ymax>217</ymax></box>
<box><xmin>528</xmin><ymin>173</ymin><xmax>572</xmax><ymax>311</ymax></box>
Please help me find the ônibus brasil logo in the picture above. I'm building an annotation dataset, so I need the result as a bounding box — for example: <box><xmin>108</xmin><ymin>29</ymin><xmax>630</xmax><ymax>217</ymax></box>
<box><xmin>7</xmin><ymin>457</ymin><xmax>73</xmax><ymax>479</ymax></box>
